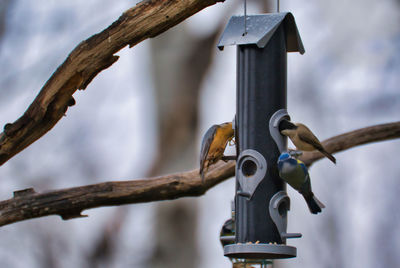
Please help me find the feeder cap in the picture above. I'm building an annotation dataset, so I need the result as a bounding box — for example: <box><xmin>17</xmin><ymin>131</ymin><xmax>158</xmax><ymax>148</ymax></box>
<box><xmin>217</xmin><ymin>12</ymin><xmax>305</xmax><ymax>54</ymax></box>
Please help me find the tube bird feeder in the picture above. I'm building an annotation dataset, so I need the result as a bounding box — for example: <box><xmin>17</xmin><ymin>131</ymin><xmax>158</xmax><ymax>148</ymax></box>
<box><xmin>218</xmin><ymin>12</ymin><xmax>304</xmax><ymax>259</ymax></box>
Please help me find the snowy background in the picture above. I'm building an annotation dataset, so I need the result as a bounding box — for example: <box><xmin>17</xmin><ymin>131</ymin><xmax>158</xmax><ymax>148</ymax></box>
<box><xmin>0</xmin><ymin>0</ymin><xmax>399</xmax><ymax>267</ymax></box>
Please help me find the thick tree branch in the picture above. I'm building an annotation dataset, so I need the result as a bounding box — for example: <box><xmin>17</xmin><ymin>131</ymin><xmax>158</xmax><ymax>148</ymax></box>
<box><xmin>299</xmin><ymin>121</ymin><xmax>400</xmax><ymax>166</ymax></box>
<box><xmin>0</xmin><ymin>161</ymin><xmax>235</xmax><ymax>227</ymax></box>
<box><xmin>0</xmin><ymin>121</ymin><xmax>399</xmax><ymax>227</ymax></box>
<box><xmin>0</xmin><ymin>0</ymin><xmax>225</xmax><ymax>166</ymax></box>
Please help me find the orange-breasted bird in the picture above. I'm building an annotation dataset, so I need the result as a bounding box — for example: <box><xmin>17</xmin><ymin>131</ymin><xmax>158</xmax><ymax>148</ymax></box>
<box><xmin>279</xmin><ymin>119</ymin><xmax>336</xmax><ymax>164</ymax></box>
<box><xmin>200</xmin><ymin>122</ymin><xmax>234</xmax><ymax>182</ymax></box>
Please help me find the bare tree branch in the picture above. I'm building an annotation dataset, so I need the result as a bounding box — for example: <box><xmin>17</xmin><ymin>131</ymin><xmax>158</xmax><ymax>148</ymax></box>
<box><xmin>0</xmin><ymin>0</ymin><xmax>225</xmax><ymax>166</ymax></box>
<box><xmin>0</xmin><ymin>121</ymin><xmax>399</xmax><ymax>227</ymax></box>
<box><xmin>300</xmin><ymin>121</ymin><xmax>400</xmax><ymax>166</ymax></box>
<box><xmin>0</xmin><ymin>160</ymin><xmax>235</xmax><ymax>227</ymax></box>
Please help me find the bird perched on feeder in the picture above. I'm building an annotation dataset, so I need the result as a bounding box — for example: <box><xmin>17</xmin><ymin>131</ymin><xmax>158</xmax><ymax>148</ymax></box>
<box><xmin>279</xmin><ymin>119</ymin><xmax>336</xmax><ymax>164</ymax></box>
<box><xmin>277</xmin><ymin>152</ymin><xmax>325</xmax><ymax>214</ymax></box>
<box><xmin>220</xmin><ymin>218</ymin><xmax>235</xmax><ymax>248</ymax></box>
<box><xmin>200</xmin><ymin>122</ymin><xmax>235</xmax><ymax>182</ymax></box>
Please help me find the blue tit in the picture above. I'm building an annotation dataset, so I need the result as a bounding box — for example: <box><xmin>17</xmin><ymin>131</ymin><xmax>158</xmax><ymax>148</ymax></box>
<box><xmin>279</xmin><ymin>119</ymin><xmax>336</xmax><ymax>164</ymax></box>
<box><xmin>200</xmin><ymin>122</ymin><xmax>234</xmax><ymax>182</ymax></box>
<box><xmin>277</xmin><ymin>152</ymin><xmax>325</xmax><ymax>214</ymax></box>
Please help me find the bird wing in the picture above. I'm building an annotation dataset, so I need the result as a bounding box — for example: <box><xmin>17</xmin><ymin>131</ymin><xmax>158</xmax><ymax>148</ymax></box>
<box><xmin>297</xmin><ymin>125</ymin><xmax>325</xmax><ymax>151</ymax></box>
<box><xmin>297</xmin><ymin>160</ymin><xmax>309</xmax><ymax>176</ymax></box>
<box><xmin>297</xmin><ymin>124</ymin><xmax>336</xmax><ymax>164</ymax></box>
<box><xmin>200</xmin><ymin>125</ymin><xmax>218</xmax><ymax>174</ymax></box>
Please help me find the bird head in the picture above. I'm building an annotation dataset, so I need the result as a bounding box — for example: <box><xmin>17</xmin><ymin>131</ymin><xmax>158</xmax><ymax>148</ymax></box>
<box><xmin>279</xmin><ymin>119</ymin><xmax>297</xmax><ymax>137</ymax></box>
<box><xmin>219</xmin><ymin>122</ymin><xmax>234</xmax><ymax>139</ymax></box>
<box><xmin>278</xmin><ymin>152</ymin><xmax>291</xmax><ymax>162</ymax></box>
<box><xmin>277</xmin><ymin>152</ymin><xmax>298</xmax><ymax>172</ymax></box>
<box><xmin>220</xmin><ymin>122</ymin><xmax>232</xmax><ymax>129</ymax></box>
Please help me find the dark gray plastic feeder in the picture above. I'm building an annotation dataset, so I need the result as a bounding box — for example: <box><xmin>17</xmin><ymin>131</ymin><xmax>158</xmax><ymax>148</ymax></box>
<box><xmin>218</xmin><ymin>12</ymin><xmax>304</xmax><ymax>260</ymax></box>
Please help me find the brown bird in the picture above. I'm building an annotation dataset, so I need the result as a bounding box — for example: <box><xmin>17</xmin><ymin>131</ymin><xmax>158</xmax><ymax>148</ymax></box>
<box><xmin>200</xmin><ymin>122</ymin><xmax>234</xmax><ymax>182</ymax></box>
<box><xmin>279</xmin><ymin>120</ymin><xmax>336</xmax><ymax>164</ymax></box>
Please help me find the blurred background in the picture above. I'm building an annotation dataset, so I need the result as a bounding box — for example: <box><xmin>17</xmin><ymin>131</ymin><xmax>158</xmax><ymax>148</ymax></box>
<box><xmin>0</xmin><ymin>0</ymin><xmax>399</xmax><ymax>267</ymax></box>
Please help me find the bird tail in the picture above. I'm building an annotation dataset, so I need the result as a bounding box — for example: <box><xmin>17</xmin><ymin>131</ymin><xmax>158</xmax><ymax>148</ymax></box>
<box><xmin>199</xmin><ymin>167</ymin><xmax>205</xmax><ymax>183</ymax></box>
<box><xmin>320</xmin><ymin>149</ymin><xmax>336</xmax><ymax>164</ymax></box>
<box><xmin>303</xmin><ymin>193</ymin><xmax>325</xmax><ymax>214</ymax></box>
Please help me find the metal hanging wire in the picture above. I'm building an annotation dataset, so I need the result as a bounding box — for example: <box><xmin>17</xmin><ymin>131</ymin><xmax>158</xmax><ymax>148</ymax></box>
<box><xmin>244</xmin><ymin>0</ymin><xmax>281</xmax><ymax>34</ymax></box>
<box><xmin>243</xmin><ymin>0</ymin><xmax>247</xmax><ymax>35</ymax></box>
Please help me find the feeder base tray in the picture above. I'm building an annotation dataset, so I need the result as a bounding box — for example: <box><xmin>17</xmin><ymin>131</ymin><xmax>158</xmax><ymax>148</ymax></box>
<box><xmin>224</xmin><ymin>243</ymin><xmax>296</xmax><ymax>259</ymax></box>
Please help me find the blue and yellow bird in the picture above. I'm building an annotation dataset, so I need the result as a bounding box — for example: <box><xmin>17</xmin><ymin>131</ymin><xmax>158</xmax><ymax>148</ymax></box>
<box><xmin>200</xmin><ymin>122</ymin><xmax>234</xmax><ymax>182</ymax></box>
<box><xmin>277</xmin><ymin>152</ymin><xmax>325</xmax><ymax>214</ymax></box>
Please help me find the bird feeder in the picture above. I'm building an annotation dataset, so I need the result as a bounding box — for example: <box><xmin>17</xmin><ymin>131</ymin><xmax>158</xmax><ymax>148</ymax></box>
<box><xmin>218</xmin><ymin>12</ymin><xmax>304</xmax><ymax>260</ymax></box>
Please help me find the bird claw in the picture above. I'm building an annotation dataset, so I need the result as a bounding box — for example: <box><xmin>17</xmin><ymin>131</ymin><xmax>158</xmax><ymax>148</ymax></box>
<box><xmin>288</xmin><ymin>150</ymin><xmax>303</xmax><ymax>158</ymax></box>
<box><xmin>221</xmin><ymin>155</ymin><xmax>236</xmax><ymax>162</ymax></box>
<box><xmin>228</xmin><ymin>137</ymin><xmax>236</xmax><ymax>146</ymax></box>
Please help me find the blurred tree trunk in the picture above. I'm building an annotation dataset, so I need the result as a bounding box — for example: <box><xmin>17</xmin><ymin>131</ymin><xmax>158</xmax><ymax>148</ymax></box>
<box><xmin>0</xmin><ymin>0</ymin><xmax>11</xmax><ymax>46</ymax></box>
<box><xmin>146</xmin><ymin>21</ymin><xmax>219</xmax><ymax>267</ymax></box>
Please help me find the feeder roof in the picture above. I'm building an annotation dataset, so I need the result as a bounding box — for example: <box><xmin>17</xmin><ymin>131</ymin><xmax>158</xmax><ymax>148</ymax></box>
<box><xmin>217</xmin><ymin>12</ymin><xmax>305</xmax><ymax>54</ymax></box>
